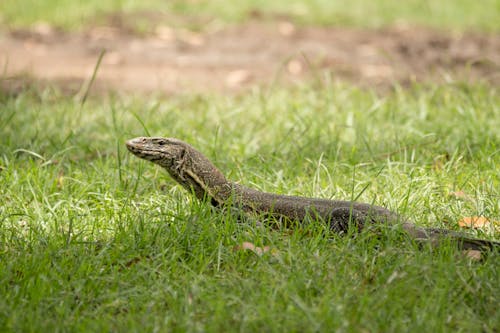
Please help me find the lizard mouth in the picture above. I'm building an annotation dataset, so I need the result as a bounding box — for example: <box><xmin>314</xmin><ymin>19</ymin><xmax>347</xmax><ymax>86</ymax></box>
<box><xmin>126</xmin><ymin>138</ymin><xmax>152</xmax><ymax>157</ymax></box>
<box><xmin>125</xmin><ymin>139</ymin><xmax>140</xmax><ymax>153</ymax></box>
<box><xmin>126</xmin><ymin>137</ymin><xmax>146</xmax><ymax>146</ymax></box>
<box><xmin>126</xmin><ymin>137</ymin><xmax>151</xmax><ymax>152</ymax></box>
<box><xmin>125</xmin><ymin>138</ymin><xmax>170</xmax><ymax>165</ymax></box>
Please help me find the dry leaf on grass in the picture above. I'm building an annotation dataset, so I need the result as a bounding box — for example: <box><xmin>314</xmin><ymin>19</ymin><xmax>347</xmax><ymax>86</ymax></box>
<box><xmin>449</xmin><ymin>190</ymin><xmax>472</xmax><ymax>200</ymax></box>
<box><xmin>234</xmin><ymin>242</ymin><xmax>269</xmax><ymax>255</ymax></box>
<box><xmin>462</xmin><ymin>249</ymin><xmax>482</xmax><ymax>261</ymax></box>
<box><xmin>458</xmin><ymin>216</ymin><xmax>492</xmax><ymax>229</ymax></box>
<box><xmin>234</xmin><ymin>242</ymin><xmax>279</xmax><ymax>256</ymax></box>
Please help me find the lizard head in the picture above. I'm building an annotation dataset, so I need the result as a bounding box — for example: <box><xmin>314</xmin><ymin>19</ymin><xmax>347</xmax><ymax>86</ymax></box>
<box><xmin>126</xmin><ymin>137</ymin><xmax>187</xmax><ymax>169</ymax></box>
<box><xmin>126</xmin><ymin>136</ymin><xmax>229</xmax><ymax>203</ymax></box>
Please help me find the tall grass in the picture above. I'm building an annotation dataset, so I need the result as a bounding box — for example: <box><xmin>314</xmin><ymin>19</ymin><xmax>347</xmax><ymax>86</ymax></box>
<box><xmin>0</xmin><ymin>82</ymin><xmax>499</xmax><ymax>331</ymax></box>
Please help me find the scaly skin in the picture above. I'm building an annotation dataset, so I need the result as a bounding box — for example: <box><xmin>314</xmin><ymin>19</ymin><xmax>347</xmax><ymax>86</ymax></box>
<box><xmin>126</xmin><ymin>137</ymin><xmax>499</xmax><ymax>251</ymax></box>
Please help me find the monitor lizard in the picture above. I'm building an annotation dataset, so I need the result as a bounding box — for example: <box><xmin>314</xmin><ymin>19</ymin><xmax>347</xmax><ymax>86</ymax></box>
<box><xmin>126</xmin><ymin>137</ymin><xmax>499</xmax><ymax>252</ymax></box>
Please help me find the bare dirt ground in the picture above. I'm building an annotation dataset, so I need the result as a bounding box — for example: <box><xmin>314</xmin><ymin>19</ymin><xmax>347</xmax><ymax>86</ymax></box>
<box><xmin>1</xmin><ymin>17</ymin><xmax>499</xmax><ymax>95</ymax></box>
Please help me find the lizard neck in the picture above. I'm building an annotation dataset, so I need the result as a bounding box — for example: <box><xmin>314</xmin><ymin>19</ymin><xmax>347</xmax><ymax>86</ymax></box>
<box><xmin>167</xmin><ymin>144</ymin><xmax>232</xmax><ymax>206</ymax></box>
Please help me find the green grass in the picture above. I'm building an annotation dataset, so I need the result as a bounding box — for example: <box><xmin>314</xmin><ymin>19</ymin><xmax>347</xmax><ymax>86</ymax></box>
<box><xmin>0</xmin><ymin>81</ymin><xmax>499</xmax><ymax>332</ymax></box>
<box><xmin>1</xmin><ymin>0</ymin><xmax>499</xmax><ymax>31</ymax></box>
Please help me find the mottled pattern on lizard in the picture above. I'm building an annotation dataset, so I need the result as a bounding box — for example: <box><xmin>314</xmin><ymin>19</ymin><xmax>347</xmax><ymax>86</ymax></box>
<box><xmin>126</xmin><ymin>136</ymin><xmax>499</xmax><ymax>252</ymax></box>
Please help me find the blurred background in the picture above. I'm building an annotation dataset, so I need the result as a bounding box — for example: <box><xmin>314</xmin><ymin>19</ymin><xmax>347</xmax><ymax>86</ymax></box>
<box><xmin>1</xmin><ymin>0</ymin><xmax>499</xmax><ymax>95</ymax></box>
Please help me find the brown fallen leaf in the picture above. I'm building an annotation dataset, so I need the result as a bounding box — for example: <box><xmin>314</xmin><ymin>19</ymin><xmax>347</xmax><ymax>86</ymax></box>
<box><xmin>458</xmin><ymin>216</ymin><xmax>490</xmax><ymax>229</ymax></box>
<box><xmin>234</xmin><ymin>242</ymin><xmax>276</xmax><ymax>256</ymax></box>
<box><xmin>449</xmin><ymin>190</ymin><xmax>472</xmax><ymax>201</ymax></box>
<box><xmin>463</xmin><ymin>249</ymin><xmax>482</xmax><ymax>261</ymax></box>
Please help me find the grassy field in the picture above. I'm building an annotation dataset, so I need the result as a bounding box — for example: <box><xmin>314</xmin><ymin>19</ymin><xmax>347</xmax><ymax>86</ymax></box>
<box><xmin>1</xmin><ymin>0</ymin><xmax>500</xmax><ymax>332</ymax></box>
<box><xmin>1</xmin><ymin>0</ymin><xmax>500</xmax><ymax>31</ymax></box>
<box><xmin>1</xmin><ymin>81</ymin><xmax>499</xmax><ymax>332</ymax></box>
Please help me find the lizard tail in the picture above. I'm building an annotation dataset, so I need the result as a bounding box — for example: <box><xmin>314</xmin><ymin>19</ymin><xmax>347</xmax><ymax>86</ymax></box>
<box><xmin>402</xmin><ymin>223</ymin><xmax>499</xmax><ymax>251</ymax></box>
<box><xmin>454</xmin><ymin>236</ymin><xmax>500</xmax><ymax>251</ymax></box>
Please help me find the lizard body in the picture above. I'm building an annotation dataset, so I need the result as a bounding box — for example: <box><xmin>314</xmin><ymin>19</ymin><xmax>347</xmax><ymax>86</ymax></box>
<box><xmin>126</xmin><ymin>137</ymin><xmax>499</xmax><ymax>251</ymax></box>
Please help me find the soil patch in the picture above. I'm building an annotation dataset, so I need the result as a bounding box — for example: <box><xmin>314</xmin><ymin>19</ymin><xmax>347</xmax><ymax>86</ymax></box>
<box><xmin>1</xmin><ymin>20</ymin><xmax>499</xmax><ymax>95</ymax></box>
